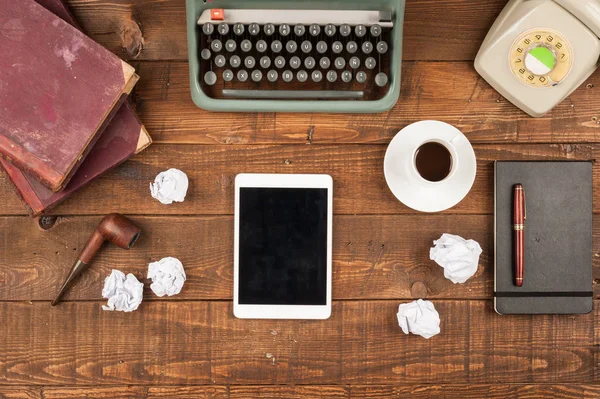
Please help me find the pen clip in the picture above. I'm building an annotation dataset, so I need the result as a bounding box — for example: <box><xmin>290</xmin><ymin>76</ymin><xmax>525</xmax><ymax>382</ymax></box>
<box><xmin>523</xmin><ymin>186</ymin><xmax>526</xmax><ymax>220</ymax></box>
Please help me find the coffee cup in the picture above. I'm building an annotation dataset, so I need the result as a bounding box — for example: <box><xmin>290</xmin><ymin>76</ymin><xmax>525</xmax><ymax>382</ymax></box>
<box><xmin>384</xmin><ymin>120</ymin><xmax>477</xmax><ymax>213</ymax></box>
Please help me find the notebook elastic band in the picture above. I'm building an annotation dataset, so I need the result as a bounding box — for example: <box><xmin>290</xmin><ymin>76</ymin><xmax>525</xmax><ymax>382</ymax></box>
<box><xmin>494</xmin><ymin>291</ymin><xmax>593</xmax><ymax>298</ymax></box>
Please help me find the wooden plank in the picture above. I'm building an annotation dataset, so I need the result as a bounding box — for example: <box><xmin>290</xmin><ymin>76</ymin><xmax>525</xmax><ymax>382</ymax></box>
<box><xmin>0</xmin><ymin>302</ymin><xmax>211</xmax><ymax>385</ymax></box>
<box><xmin>0</xmin><ymin>215</ymin><xmax>488</xmax><ymax>301</ymax></box>
<box><xmin>0</xmin><ymin>301</ymin><xmax>595</xmax><ymax>385</ymax></box>
<box><xmin>2</xmin><ymin>385</ymin><xmax>599</xmax><ymax>399</ymax></box>
<box><xmin>0</xmin><ymin>144</ymin><xmax>596</xmax><ymax>216</ymax></box>
<box><xmin>1</xmin><ymin>215</ymin><xmax>599</xmax><ymax>301</ymax></box>
<box><xmin>152</xmin><ymin>386</ymin><xmax>344</xmax><ymax>399</ymax></box>
<box><xmin>347</xmin><ymin>385</ymin><xmax>600</xmax><ymax>398</ymax></box>
<box><xmin>24</xmin><ymin>386</ymin><xmax>252</xmax><ymax>399</ymax></box>
<box><xmin>0</xmin><ymin>388</ymin><xmax>43</xmax><ymax>399</ymax></box>
<box><xmin>0</xmin><ymin>387</ymin><xmax>149</xmax><ymax>399</ymax></box>
<box><xmin>65</xmin><ymin>0</ymin><xmax>506</xmax><ymax>61</ymax></box>
<box><xmin>133</xmin><ymin>61</ymin><xmax>600</xmax><ymax>145</ymax></box>
<box><xmin>338</xmin><ymin>301</ymin><xmax>597</xmax><ymax>384</ymax></box>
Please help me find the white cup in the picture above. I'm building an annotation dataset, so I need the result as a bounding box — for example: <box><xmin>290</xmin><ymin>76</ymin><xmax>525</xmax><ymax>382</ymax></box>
<box><xmin>385</xmin><ymin>120</ymin><xmax>477</xmax><ymax>213</ymax></box>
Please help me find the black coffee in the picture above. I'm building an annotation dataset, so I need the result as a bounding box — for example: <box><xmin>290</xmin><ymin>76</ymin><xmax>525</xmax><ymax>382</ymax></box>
<box><xmin>414</xmin><ymin>142</ymin><xmax>453</xmax><ymax>182</ymax></box>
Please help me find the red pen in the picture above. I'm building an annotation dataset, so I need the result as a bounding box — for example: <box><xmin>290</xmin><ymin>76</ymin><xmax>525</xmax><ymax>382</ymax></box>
<box><xmin>513</xmin><ymin>184</ymin><xmax>525</xmax><ymax>287</ymax></box>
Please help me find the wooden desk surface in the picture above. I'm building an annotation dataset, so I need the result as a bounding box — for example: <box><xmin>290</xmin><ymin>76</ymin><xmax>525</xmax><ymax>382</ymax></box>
<box><xmin>1</xmin><ymin>1</ymin><xmax>599</xmax><ymax>398</ymax></box>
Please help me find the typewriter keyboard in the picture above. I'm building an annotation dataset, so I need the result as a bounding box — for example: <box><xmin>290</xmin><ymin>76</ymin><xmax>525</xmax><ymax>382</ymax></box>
<box><xmin>196</xmin><ymin>9</ymin><xmax>394</xmax><ymax>101</ymax></box>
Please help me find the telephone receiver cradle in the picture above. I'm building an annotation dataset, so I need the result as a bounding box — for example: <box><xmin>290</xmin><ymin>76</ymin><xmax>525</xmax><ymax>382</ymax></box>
<box><xmin>475</xmin><ymin>0</ymin><xmax>600</xmax><ymax>117</ymax></box>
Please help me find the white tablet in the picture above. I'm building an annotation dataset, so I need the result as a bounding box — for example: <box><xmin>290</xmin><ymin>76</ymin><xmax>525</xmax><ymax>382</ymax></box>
<box><xmin>234</xmin><ymin>173</ymin><xmax>333</xmax><ymax>319</ymax></box>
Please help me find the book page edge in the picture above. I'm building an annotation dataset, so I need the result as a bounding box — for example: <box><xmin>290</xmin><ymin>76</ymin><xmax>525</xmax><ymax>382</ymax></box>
<box><xmin>135</xmin><ymin>126</ymin><xmax>152</xmax><ymax>154</ymax></box>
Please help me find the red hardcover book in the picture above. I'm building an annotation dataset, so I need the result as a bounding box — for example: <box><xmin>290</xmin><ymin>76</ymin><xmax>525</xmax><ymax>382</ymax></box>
<box><xmin>0</xmin><ymin>0</ymin><xmax>139</xmax><ymax>192</ymax></box>
<box><xmin>1</xmin><ymin>102</ymin><xmax>151</xmax><ymax>216</ymax></box>
<box><xmin>0</xmin><ymin>0</ymin><xmax>152</xmax><ymax>216</ymax></box>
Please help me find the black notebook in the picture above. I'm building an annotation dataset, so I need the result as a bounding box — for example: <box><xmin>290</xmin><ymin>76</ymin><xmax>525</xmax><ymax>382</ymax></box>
<box><xmin>494</xmin><ymin>161</ymin><xmax>593</xmax><ymax>314</ymax></box>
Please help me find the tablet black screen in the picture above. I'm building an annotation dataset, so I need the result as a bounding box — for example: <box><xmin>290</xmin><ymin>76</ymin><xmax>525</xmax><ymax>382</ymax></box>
<box><xmin>238</xmin><ymin>187</ymin><xmax>328</xmax><ymax>305</ymax></box>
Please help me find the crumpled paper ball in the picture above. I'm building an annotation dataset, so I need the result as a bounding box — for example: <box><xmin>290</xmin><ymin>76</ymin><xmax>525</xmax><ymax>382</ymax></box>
<box><xmin>150</xmin><ymin>168</ymin><xmax>189</xmax><ymax>205</ymax></box>
<box><xmin>397</xmin><ymin>299</ymin><xmax>441</xmax><ymax>339</ymax></box>
<box><xmin>102</xmin><ymin>269</ymin><xmax>144</xmax><ymax>312</ymax></box>
<box><xmin>429</xmin><ymin>233</ymin><xmax>482</xmax><ymax>284</ymax></box>
<box><xmin>147</xmin><ymin>257</ymin><xmax>186</xmax><ymax>297</ymax></box>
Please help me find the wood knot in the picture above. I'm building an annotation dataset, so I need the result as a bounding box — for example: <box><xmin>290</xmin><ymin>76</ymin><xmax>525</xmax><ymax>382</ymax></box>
<box><xmin>38</xmin><ymin>216</ymin><xmax>58</xmax><ymax>231</ymax></box>
<box><xmin>306</xmin><ymin>126</ymin><xmax>315</xmax><ymax>144</ymax></box>
<box><xmin>120</xmin><ymin>18</ymin><xmax>145</xmax><ymax>58</ymax></box>
<box><xmin>217</xmin><ymin>174</ymin><xmax>234</xmax><ymax>188</ymax></box>
<box><xmin>410</xmin><ymin>281</ymin><xmax>428</xmax><ymax>298</ymax></box>
<box><xmin>561</xmin><ymin>144</ymin><xmax>577</xmax><ymax>154</ymax></box>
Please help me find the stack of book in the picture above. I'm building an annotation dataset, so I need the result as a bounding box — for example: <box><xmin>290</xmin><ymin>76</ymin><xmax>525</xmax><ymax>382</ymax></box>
<box><xmin>0</xmin><ymin>0</ymin><xmax>152</xmax><ymax>216</ymax></box>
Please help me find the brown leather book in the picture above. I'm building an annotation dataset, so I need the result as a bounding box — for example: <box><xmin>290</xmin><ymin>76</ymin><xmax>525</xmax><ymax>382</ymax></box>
<box><xmin>0</xmin><ymin>0</ymin><xmax>152</xmax><ymax>216</ymax></box>
<box><xmin>0</xmin><ymin>0</ymin><xmax>139</xmax><ymax>192</ymax></box>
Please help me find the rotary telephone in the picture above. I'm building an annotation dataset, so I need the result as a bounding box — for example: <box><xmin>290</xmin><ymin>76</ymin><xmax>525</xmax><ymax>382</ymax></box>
<box><xmin>475</xmin><ymin>0</ymin><xmax>600</xmax><ymax>117</ymax></box>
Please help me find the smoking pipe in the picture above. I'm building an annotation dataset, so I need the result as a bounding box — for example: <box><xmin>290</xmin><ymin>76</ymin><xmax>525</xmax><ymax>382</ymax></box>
<box><xmin>51</xmin><ymin>213</ymin><xmax>141</xmax><ymax>306</ymax></box>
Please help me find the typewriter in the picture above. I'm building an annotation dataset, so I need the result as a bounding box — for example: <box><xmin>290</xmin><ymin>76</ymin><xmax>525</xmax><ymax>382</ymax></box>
<box><xmin>186</xmin><ymin>0</ymin><xmax>405</xmax><ymax>113</ymax></box>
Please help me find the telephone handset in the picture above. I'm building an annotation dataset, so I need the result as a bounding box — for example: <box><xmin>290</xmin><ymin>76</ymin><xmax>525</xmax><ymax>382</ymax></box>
<box><xmin>475</xmin><ymin>0</ymin><xmax>600</xmax><ymax>117</ymax></box>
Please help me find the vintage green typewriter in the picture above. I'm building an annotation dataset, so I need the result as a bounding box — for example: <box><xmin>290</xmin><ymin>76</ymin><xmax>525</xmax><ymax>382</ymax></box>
<box><xmin>186</xmin><ymin>0</ymin><xmax>405</xmax><ymax>113</ymax></box>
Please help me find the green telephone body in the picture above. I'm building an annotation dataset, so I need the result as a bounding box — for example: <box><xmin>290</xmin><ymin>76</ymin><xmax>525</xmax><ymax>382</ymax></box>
<box><xmin>475</xmin><ymin>0</ymin><xmax>600</xmax><ymax>117</ymax></box>
<box><xmin>186</xmin><ymin>0</ymin><xmax>405</xmax><ymax>113</ymax></box>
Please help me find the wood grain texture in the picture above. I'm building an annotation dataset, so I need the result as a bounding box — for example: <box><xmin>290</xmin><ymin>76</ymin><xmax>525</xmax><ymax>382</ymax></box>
<box><xmin>0</xmin><ymin>143</ymin><xmax>595</xmax><ymax>216</ymax></box>
<box><xmin>150</xmin><ymin>386</ymin><xmax>343</xmax><ymax>399</ymax></box>
<box><xmin>0</xmin><ymin>215</ymin><xmax>487</xmax><ymax>301</ymax></box>
<box><xmin>132</xmin><ymin>61</ymin><xmax>600</xmax><ymax>145</ymax></box>
<box><xmin>0</xmin><ymin>302</ymin><xmax>211</xmax><ymax>385</ymax></box>
<box><xmin>1</xmin><ymin>215</ymin><xmax>599</xmax><ymax>302</ymax></box>
<box><xmin>346</xmin><ymin>385</ymin><xmax>600</xmax><ymax>398</ymax></box>
<box><xmin>2</xmin><ymin>1</ymin><xmax>599</xmax><ymax>394</ymax></box>
<box><xmin>0</xmin><ymin>301</ymin><xmax>596</xmax><ymax>385</ymax></box>
<box><xmin>2</xmin><ymin>385</ymin><xmax>600</xmax><ymax>398</ymax></box>
<box><xmin>0</xmin><ymin>386</ymin><xmax>148</xmax><ymax>399</ymax></box>
<box><xmin>0</xmin><ymin>388</ymin><xmax>42</xmax><ymax>399</ymax></box>
<box><xmin>65</xmin><ymin>0</ymin><xmax>506</xmax><ymax>61</ymax></box>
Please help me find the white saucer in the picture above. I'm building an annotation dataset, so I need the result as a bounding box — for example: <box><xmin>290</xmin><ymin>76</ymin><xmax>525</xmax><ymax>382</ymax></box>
<box><xmin>384</xmin><ymin>120</ymin><xmax>477</xmax><ymax>213</ymax></box>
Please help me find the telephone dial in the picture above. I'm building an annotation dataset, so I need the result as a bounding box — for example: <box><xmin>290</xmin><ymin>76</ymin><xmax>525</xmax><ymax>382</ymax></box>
<box><xmin>475</xmin><ymin>0</ymin><xmax>600</xmax><ymax>117</ymax></box>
